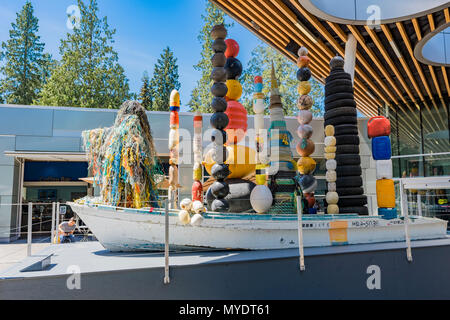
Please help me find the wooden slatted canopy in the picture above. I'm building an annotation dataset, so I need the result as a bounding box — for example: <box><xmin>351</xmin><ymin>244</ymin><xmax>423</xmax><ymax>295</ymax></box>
<box><xmin>211</xmin><ymin>0</ymin><xmax>449</xmax><ymax>121</ymax></box>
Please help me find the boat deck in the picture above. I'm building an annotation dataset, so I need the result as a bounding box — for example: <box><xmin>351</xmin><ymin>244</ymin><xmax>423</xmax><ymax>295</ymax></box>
<box><xmin>2</xmin><ymin>236</ymin><xmax>450</xmax><ymax>299</ymax></box>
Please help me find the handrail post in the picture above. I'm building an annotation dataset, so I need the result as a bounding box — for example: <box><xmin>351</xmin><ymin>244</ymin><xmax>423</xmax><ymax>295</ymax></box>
<box><xmin>56</xmin><ymin>202</ymin><xmax>60</xmax><ymax>243</ymax></box>
<box><xmin>164</xmin><ymin>199</ymin><xmax>170</xmax><ymax>284</ymax></box>
<box><xmin>296</xmin><ymin>196</ymin><xmax>305</xmax><ymax>271</ymax></box>
<box><xmin>51</xmin><ymin>202</ymin><xmax>56</xmax><ymax>243</ymax></box>
<box><xmin>400</xmin><ymin>179</ymin><xmax>412</xmax><ymax>262</ymax></box>
<box><xmin>27</xmin><ymin>202</ymin><xmax>32</xmax><ymax>257</ymax></box>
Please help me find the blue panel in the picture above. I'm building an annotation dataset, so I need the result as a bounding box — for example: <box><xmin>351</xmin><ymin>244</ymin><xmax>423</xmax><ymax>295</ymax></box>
<box><xmin>0</xmin><ymin>107</ymin><xmax>53</xmax><ymax>136</ymax></box>
<box><xmin>52</xmin><ymin>109</ymin><xmax>116</xmax><ymax>137</ymax></box>
<box><xmin>15</xmin><ymin>136</ymin><xmax>81</xmax><ymax>152</ymax></box>
<box><xmin>24</xmin><ymin>161</ymin><xmax>88</xmax><ymax>182</ymax></box>
<box><xmin>0</xmin><ymin>136</ymin><xmax>16</xmax><ymax>165</ymax></box>
<box><xmin>0</xmin><ymin>165</ymin><xmax>15</xmax><ymax>196</ymax></box>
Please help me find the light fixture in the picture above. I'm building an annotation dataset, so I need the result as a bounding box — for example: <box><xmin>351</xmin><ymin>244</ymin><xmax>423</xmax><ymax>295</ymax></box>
<box><xmin>251</xmin><ymin>21</ymin><xmax>260</xmax><ymax>31</ymax></box>
<box><xmin>295</xmin><ymin>21</ymin><xmax>318</xmax><ymax>44</ymax></box>
<box><xmin>389</xmin><ymin>41</ymin><xmax>403</xmax><ymax>59</ymax></box>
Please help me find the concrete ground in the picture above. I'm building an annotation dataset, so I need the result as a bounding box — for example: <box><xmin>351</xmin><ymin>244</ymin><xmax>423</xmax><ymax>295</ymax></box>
<box><xmin>0</xmin><ymin>237</ymin><xmax>51</xmax><ymax>272</ymax></box>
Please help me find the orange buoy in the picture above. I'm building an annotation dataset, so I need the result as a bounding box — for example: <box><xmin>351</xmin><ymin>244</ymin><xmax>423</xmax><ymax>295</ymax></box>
<box><xmin>224</xmin><ymin>39</ymin><xmax>239</xmax><ymax>58</ymax></box>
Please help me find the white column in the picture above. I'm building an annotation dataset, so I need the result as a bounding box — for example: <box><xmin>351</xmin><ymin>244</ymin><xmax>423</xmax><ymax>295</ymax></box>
<box><xmin>344</xmin><ymin>34</ymin><xmax>357</xmax><ymax>83</ymax></box>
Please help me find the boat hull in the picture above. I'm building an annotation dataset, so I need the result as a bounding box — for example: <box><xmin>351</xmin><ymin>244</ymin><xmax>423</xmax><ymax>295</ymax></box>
<box><xmin>69</xmin><ymin>203</ymin><xmax>448</xmax><ymax>252</ymax></box>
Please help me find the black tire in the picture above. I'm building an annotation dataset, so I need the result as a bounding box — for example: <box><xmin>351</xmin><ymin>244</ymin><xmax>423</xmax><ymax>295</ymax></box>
<box><xmin>336</xmin><ymin>154</ymin><xmax>361</xmax><ymax>165</ymax></box>
<box><xmin>325</xmin><ymin>79</ymin><xmax>353</xmax><ymax>89</ymax></box>
<box><xmin>336</xmin><ymin>135</ymin><xmax>360</xmax><ymax>145</ymax></box>
<box><xmin>336</xmin><ymin>145</ymin><xmax>360</xmax><ymax>155</ymax></box>
<box><xmin>336</xmin><ymin>187</ymin><xmax>364</xmax><ymax>196</ymax></box>
<box><xmin>325</xmin><ymin>85</ymin><xmax>354</xmax><ymax>96</ymax></box>
<box><xmin>324</xmin><ymin>107</ymin><xmax>357</xmax><ymax>121</ymax></box>
<box><xmin>325</xmin><ymin>92</ymin><xmax>354</xmax><ymax>105</ymax></box>
<box><xmin>338</xmin><ymin>195</ymin><xmax>367</xmax><ymax>207</ymax></box>
<box><xmin>334</xmin><ymin>124</ymin><xmax>359</xmax><ymax>136</ymax></box>
<box><xmin>324</xmin><ymin>116</ymin><xmax>357</xmax><ymax>126</ymax></box>
<box><xmin>336</xmin><ymin>176</ymin><xmax>363</xmax><ymax>188</ymax></box>
<box><xmin>339</xmin><ymin>206</ymin><xmax>369</xmax><ymax>215</ymax></box>
<box><xmin>326</xmin><ymin>71</ymin><xmax>351</xmax><ymax>82</ymax></box>
<box><xmin>325</xmin><ymin>99</ymin><xmax>356</xmax><ymax>110</ymax></box>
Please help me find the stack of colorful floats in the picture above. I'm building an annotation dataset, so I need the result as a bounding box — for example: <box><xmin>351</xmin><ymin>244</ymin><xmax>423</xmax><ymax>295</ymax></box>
<box><xmin>168</xmin><ymin>90</ymin><xmax>181</xmax><ymax>209</ymax></box>
<box><xmin>368</xmin><ymin>116</ymin><xmax>397</xmax><ymax>219</ymax></box>
<box><xmin>208</xmin><ymin>24</ymin><xmax>231</xmax><ymax>212</ymax></box>
<box><xmin>295</xmin><ymin>47</ymin><xmax>318</xmax><ymax>215</ymax></box>
<box><xmin>266</xmin><ymin>63</ymin><xmax>297</xmax><ymax>214</ymax></box>
<box><xmin>250</xmin><ymin>76</ymin><xmax>273</xmax><ymax>213</ymax></box>
<box><xmin>324</xmin><ymin>125</ymin><xmax>339</xmax><ymax>214</ymax></box>
<box><xmin>69</xmin><ymin>24</ymin><xmax>447</xmax><ymax>252</ymax></box>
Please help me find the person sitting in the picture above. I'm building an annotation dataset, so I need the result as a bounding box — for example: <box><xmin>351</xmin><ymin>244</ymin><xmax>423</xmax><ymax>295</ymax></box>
<box><xmin>58</xmin><ymin>217</ymin><xmax>77</xmax><ymax>243</ymax></box>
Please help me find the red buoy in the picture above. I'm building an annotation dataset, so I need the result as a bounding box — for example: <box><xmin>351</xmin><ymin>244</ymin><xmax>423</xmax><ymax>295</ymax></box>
<box><xmin>225</xmin><ymin>39</ymin><xmax>239</xmax><ymax>58</ymax></box>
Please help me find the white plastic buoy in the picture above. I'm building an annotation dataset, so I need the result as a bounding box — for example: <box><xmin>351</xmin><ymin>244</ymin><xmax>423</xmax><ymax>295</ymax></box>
<box><xmin>250</xmin><ymin>185</ymin><xmax>273</xmax><ymax>213</ymax></box>
<box><xmin>178</xmin><ymin>210</ymin><xmax>191</xmax><ymax>225</ymax></box>
<box><xmin>180</xmin><ymin>198</ymin><xmax>192</xmax><ymax>211</ymax></box>
<box><xmin>190</xmin><ymin>213</ymin><xmax>204</xmax><ymax>226</ymax></box>
<box><xmin>192</xmin><ymin>201</ymin><xmax>205</xmax><ymax>214</ymax></box>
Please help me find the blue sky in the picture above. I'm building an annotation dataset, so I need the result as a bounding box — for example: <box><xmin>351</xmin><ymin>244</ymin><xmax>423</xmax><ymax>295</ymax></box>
<box><xmin>0</xmin><ymin>0</ymin><xmax>264</xmax><ymax>110</ymax></box>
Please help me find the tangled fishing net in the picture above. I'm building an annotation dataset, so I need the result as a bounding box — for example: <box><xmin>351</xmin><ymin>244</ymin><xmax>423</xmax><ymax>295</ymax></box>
<box><xmin>82</xmin><ymin>101</ymin><xmax>164</xmax><ymax>208</ymax></box>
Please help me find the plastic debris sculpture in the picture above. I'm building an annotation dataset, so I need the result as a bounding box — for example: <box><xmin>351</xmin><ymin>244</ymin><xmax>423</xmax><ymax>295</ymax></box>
<box><xmin>324</xmin><ymin>56</ymin><xmax>368</xmax><ymax>215</ymax></box>
<box><xmin>367</xmin><ymin>116</ymin><xmax>397</xmax><ymax>219</ymax></box>
<box><xmin>250</xmin><ymin>76</ymin><xmax>273</xmax><ymax>213</ymax></box>
<box><xmin>209</xmin><ymin>24</ymin><xmax>230</xmax><ymax>212</ymax></box>
<box><xmin>168</xmin><ymin>90</ymin><xmax>181</xmax><ymax>209</ymax></box>
<box><xmin>267</xmin><ymin>63</ymin><xmax>297</xmax><ymax>214</ymax></box>
<box><xmin>192</xmin><ymin>111</ymin><xmax>203</xmax><ymax>202</ymax></box>
<box><xmin>295</xmin><ymin>47</ymin><xmax>318</xmax><ymax>214</ymax></box>
<box><xmin>82</xmin><ymin>101</ymin><xmax>163</xmax><ymax>209</ymax></box>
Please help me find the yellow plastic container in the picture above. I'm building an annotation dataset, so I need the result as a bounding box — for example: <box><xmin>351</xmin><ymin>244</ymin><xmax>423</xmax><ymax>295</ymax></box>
<box><xmin>376</xmin><ymin>179</ymin><xmax>396</xmax><ymax>208</ymax></box>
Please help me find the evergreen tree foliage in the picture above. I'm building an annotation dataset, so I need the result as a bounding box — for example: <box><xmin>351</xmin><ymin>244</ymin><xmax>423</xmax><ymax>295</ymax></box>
<box><xmin>139</xmin><ymin>71</ymin><xmax>152</xmax><ymax>110</ymax></box>
<box><xmin>38</xmin><ymin>0</ymin><xmax>130</xmax><ymax>108</ymax></box>
<box><xmin>0</xmin><ymin>2</ymin><xmax>50</xmax><ymax>105</ymax></box>
<box><xmin>241</xmin><ymin>44</ymin><xmax>324</xmax><ymax>116</ymax></box>
<box><xmin>188</xmin><ymin>0</ymin><xmax>233</xmax><ymax>112</ymax></box>
<box><xmin>149</xmin><ymin>47</ymin><xmax>180</xmax><ymax>111</ymax></box>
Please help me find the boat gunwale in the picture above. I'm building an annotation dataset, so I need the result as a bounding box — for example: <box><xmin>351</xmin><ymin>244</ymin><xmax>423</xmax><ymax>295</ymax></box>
<box><xmin>68</xmin><ymin>202</ymin><xmax>435</xmax><ymax>223</ymax></box>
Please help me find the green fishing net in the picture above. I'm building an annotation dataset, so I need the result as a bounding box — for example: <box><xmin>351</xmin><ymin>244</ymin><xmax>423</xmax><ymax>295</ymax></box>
<box><xmin>82</xmin><ymin>101</ymin><xmax>164</xmax><ymax>208</ymax></box>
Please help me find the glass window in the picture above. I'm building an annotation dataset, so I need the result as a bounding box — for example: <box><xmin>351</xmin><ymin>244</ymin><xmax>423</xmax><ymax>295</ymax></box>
<box><xmin>421</xmin><ymin>99</ymin><xmax>449</xmax><ymax>155</ymax></box>
<box><xmin>396</xmin><ymin>103</ymin><xmax>422</xmax><ymax>156</ymax></box>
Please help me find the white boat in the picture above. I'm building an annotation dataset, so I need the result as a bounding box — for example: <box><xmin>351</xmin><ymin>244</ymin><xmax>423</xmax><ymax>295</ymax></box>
<box><xmin>69</xmin><ymin>202</ymin><xmax>448</xmax><ymax>252</ymax></box>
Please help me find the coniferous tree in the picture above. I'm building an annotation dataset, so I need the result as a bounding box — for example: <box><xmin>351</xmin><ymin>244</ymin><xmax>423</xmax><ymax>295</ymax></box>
<box><xmin>188</xmin><ymin>0</ymin><xmax>233</xmax><ymax>112</ymax></box>
<box><xmin>38</xmin><ymin>0</ymin><xmax>130</xmax><ymax>108</ymax></box>
<box><xmin>139</xmin><ymin>71</ymin><xmax>152</xmax><ymax>110</ymax></box>
<box><xmin>0</xmin><ymin>2</ymin><xmax>51</xmax><ymax>105</ymax></box>
<box><xmin>241</xmin><ymin>44</ymin><xmax>324</xmax><ymax>116</ymax></box>
<box><xmin>150</xmin><ymin>47</ymin><xmax>180</xmax><ymax>111</ymax></box>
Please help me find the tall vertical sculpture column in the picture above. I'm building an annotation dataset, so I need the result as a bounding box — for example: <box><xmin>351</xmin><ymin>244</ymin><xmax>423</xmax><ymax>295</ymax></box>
<box><xmin>192</xmin><ymin>111</ymin><xmax>203</xmax><ymax>202</ymax></box>
<box><xmin>250</xmin><ymin>76</ymin><xmax>273</xmax><ymax>213</ymax></box>
<box><xmin>267</xmin><ymin>63</ymin><xmax>297</xmax><ymax>214</ymax></box>
<box><xmin>168</xmin><ymin>89</ymin><xmax>180</xmax><ymax>209</ymax></box>
<box><xmin>324</xmin><ymin>56</ymin><xmax>368</xmax><ymax>215</ymax></box>
<box><xmin>209</xmin><ymin>24</ymin><xmax>230</xmax><ymax>212</ymax></box>
<box><xmin>295</xmin><ymin>47</ymin><xmax>318</xmax><ymax>214</ymax></box>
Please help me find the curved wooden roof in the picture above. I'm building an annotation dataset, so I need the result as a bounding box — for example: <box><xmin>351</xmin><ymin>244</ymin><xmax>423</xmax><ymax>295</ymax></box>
<box><xmin>212</xmin><ymin>0</ymin><xmax>449</xmax><ymax>119</ymax></box>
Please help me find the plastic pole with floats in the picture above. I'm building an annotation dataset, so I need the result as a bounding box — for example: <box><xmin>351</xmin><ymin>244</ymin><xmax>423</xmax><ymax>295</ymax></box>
<box><xmin>296</xmin><ymin>196</ymin><xmax>305</xmax><ymax>271</ymax></box>
<box><xmin>164</xmin><ymin>199</ymin><xmax>170</xmax><ymax>284</ymax></box>
<box><xmin>399</xmin><ymin>179</ymin><xmax>412</xmax><ymax>262</ymax></box>
<box><xmin>27</xmin><ymin>202</ymin><xmax>32</xmax><ymax>256</ymax></box>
